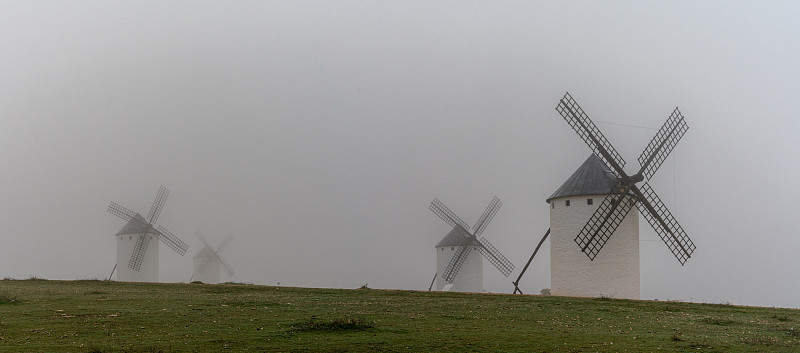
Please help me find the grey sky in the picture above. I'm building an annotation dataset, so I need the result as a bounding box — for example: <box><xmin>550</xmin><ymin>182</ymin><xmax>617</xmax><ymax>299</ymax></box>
<box><xmin>2</xmin><ymin>1</ymin><xmax>799</xmax><ymax>308</ymax></box>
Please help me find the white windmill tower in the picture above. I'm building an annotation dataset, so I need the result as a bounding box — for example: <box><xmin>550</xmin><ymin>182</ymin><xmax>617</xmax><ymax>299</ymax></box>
<box><xmin>429</xmin><ymin>197</ymin><xmax>514</xmax><ymax>292</ymax></box>
<box><xmin>191</xmin><ymin>233</ymin><xmax>235</xmax><ymax>284</ymax></box>
<box><xmin>107</xmin><ymin>185</ymin><xmax>189</xmax><ymax>282</ymax></box>
<box><xmin>547</xmin><ymin>153</ymin><xmax>643</xmax><ymax>299</ymax></box>
<box><xmin>512</xmin><ymin>92</ymin><xmax>696</xmax><ymax>299</ymax></box>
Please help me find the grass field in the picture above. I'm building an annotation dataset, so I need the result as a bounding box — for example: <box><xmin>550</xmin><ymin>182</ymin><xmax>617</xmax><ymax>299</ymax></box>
<box><xmin>0</xmin><ymin>279</ymin><xmax>798</xmax><ymax>352</ymax></box>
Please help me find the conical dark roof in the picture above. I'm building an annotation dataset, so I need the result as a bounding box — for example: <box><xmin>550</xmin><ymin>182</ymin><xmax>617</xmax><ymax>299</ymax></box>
<box><xmin>115</xmin><ymin>213</ymin><xmax>153</xmax><ymax>236</ymax></box>
<box><xmin>546</xmin><ymin>154</ymin><xmax>620</xmax><ymax>203</ymax></box>
<box><xmin>193</xmin><ymin>244</ymin><xmax>217</xmax><ymax>260</ymax></box>
<box><xmin>435</xmin><ymin>227</ymin><xmax>471</xmax><ymax>247</ymax></box>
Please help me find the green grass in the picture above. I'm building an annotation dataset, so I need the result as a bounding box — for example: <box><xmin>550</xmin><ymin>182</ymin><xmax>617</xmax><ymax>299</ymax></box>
<box><xmin>0</xmin><ymin>280</ymin><xmax>798</xmax><ymax>352</ymax></box>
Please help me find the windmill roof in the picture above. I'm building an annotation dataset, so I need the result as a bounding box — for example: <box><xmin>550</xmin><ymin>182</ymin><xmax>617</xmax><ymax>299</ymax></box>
<box><xmin>435</xmin><ymin>227</ymin><xmax>472</xmax><ymax>247</ymax></box>
<box><xmin>193</xmin><ymin>244</ymin><xmax>217</xmax><ymax>259</ymax></box>
<box><xmin>546</xmin><ymin>154</ymin><xmax>621</xmax><ymax>202</ymax></box>
<box><xmin>115</xmin><ymin>213</ymin><xmax>153</xmax><ymax>235</ymax></box>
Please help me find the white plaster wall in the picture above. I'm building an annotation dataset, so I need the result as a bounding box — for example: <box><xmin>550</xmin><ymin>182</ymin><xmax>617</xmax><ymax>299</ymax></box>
<box><xmin>116</xmin><ymin>234</ymin><xmax>159</xmax><ymax>282</ymax></box>
<box><xmin>193</xmin><ymin>258</ymin><xmax>221</xmax><ymax>284</ymax></box>
<box><xmin>550</xmin><ymin>195</ymin><xmax>640</xmax><ymax>299</ymax></box>
<box><xmin>435</xmin><ymin>246</ymin><xmax>484</xmax><ymax>292</ymax></box>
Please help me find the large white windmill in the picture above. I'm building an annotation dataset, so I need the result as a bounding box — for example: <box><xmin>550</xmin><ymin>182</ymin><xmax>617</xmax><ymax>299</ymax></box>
<box><xmin>429</xmin><ymin>197</ymin><xmax>514</xmax><ymax>292</ymax></box>
<box><xmin>107</xmin><ymin>185</ymin><xmax>189</xmax><ymax>282</ymax></box>
<box><xmin>191</xmin><ymin>233</ymin><xmax>235</xmax><ymax>284</ymax></box>
<box><xmin>512</xmin><ymin>92</ymin><xmax>696</xmax><ymax>299</ymax></box>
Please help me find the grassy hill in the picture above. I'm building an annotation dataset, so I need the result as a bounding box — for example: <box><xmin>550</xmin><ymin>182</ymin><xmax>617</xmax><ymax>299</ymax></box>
<box><xmin>0</xmin><ymin>279</ymin><xmax>798</xmax><ymax>352</ymax></box>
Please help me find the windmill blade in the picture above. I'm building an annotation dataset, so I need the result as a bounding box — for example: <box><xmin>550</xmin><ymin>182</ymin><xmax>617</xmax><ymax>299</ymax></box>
<box><xmin>155</xmin><ymin>225</ymin><xmax>189</xmax><ymax>255</ymax></box>
<box><xmin>472</xmin><ymin>196</ymin><xmax>502</xmax><ymax>238</ymax></box>
<box><xmin>637</xmin><ymin>108</ymin><xmax>689</xmax><ymax>180</ymax></box>
<box><xmin>147</xmin><ymin>185</ymin><xmax>170</xmax><ymax>224</ymax></box>
<box><xmin>429</xmin><ymin>198</ymin><xmax>470</xmax><ymax>231</ymax></box>
<box><xmin>632</xmin><ymin>183</ymin><xmax>695</xmax><ymax>265</ymax></box>
<box><xmin>215</xmin><ymin>234</ymin><xmax>235</xmax><ymax>254</ymax></box>
<box><xmin>128</xmin><ymin>233</ymin><xmax>151</xmax><ymax>271</ymax></box>
<box><xmin>475</xmin><ymin>237</ymin><xmax>515</xmax><ymax>277</ymax></box>
<box><xmin>218</xmin><ymin>256</ymin><xmax>235</xmax><ymax>277</ymax></box>
<box><xmin>108</xmin><ymin>202</ymin><xmax>137</xmax><ymax>223</ymax></box>
<box><xmin>574</xmin><ymin>192</ymin><xmax>637</xmax><ymax>260</ymax></box>
<box><xmin>196</xmin><ymin>256</ymin><xmax>215</xmax><ymax>275</ymax></box>
<box><xmin>441</xmin><ymin>242</ymin><xmax>474</xmax><ymax>283</ymax></box>
<box><xmin>195</xmin><ymin>232</ymin><xmax>212</xmax><ymax>248</ymax></box>
<box><xmin>556</xmin><ymin>92</ymin><xmax>627</xmax><ymax>176</ymax></box>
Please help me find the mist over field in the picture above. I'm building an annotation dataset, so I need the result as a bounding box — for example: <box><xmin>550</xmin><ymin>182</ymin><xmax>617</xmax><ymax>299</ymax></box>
<box><xmin>2</xmin><ymin>1</ymin><xmax>800</xmax><ymax>308</ymax></box>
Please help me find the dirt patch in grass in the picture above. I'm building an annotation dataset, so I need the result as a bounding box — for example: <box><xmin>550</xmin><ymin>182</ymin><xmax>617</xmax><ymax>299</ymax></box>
<box><xmin>742</xmin><ymin>334</ymin><xmax>785</xmax><ymax>346</ymax></box>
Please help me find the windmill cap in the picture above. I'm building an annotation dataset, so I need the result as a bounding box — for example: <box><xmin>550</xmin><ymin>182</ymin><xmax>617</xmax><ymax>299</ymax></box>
<box><xmin>546</xmin><ymin>154</ymin><xmax>622</xmax><ymax>203</ymax></box>
<box><xmin>193</xmin><ymin>244</ymin><xmax>217</xmax><ymax>259</ymax></box>
<box><xmin>435</xmin><ymin>227</ymin><xmax>472</xmax><ymax>247</ymax></box>
<box><xmin>115</xmin><ymin>213</ymin><xmax>152</xmax><ymax>235</ymax></box>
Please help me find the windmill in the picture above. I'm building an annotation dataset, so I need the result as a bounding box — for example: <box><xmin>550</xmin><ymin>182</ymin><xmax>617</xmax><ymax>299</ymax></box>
<box><xmin>514</xmin><ymin>92</ymin><xmax>695</xmax><ymax>298</ymax></box>
<box><xmin>429</xmin><ymin>196</ymin><xmax>514</xmax><ymax>292</ymax></box>
<box><xmin>191</xmin><ymin>232</ymin><xmax>235</xmax><ymax>284</ymax></box>
<box><xmin>107</xmin><ymin>185</ymin><xmax>189</xmax><ymax>282</ymax></box>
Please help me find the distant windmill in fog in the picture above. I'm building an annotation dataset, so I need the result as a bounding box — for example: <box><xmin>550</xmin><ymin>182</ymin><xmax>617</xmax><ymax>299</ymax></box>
<box><xmin>107</xmin><ymin>185</ymin><xmax>189</xmax><ymax>282</ymax></box>
<box><xmin>429</xmin><ymin>197</ymin><xmax>514</xmax><ymax>292</ymax></box>
<box><xmin>191</xmin><ymin>232</ymin><xmax>235</xmax><ymax>284</ymax></box>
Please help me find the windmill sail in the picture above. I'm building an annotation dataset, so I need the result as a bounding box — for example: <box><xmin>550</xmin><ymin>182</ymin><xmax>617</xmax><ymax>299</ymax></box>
<box><xmin>555</xmin><ymin>92</ymin><xmax>694</xmax><ymax>264</ymax></box>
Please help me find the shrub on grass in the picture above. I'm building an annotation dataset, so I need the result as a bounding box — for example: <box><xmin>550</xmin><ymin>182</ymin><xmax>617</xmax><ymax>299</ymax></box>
<box><xmin>771</xmin><ymin>314</ymin><xmax>793</xmax><ymax>322</ymax></box>
<box><xmin>0</xmin><ymin>294</ymin><xmax>18</xmax><ymax>305</ymax></box>
<box><xmin>292</xmin><ymin>316</ymin><xmax>375</xmax><ymax>332</ymax></box>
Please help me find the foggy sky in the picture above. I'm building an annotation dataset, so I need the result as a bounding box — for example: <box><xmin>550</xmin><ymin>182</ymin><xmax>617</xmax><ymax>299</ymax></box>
<box><xmin>2</xmin><ymin>1</ymin><xmax>800</xmax><ymax>308</ymax></box>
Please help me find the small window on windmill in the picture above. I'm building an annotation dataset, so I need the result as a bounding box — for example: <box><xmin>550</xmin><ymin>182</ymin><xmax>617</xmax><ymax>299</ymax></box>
<box><xmin>129</xmin><ymin>236</ymin><xmax>132</xmax><ymax>240</ymax></box>
<box><xmin>551</xmin><ymin>202</ymin><xmax>555</xmax><ymax>209</ymax></box>
<box><xmin>451</xmin><ymin>247</ymin><xmax>454</xmax><ymax>251</ymax></box>
<box><xmin>587</xmin><ymin>198</ymin><xmax>593</xmax><ymax>205</ymax></box>
<box><xmin>565</xmin><ymin>200</ymin><xmax>570</xmax><ymax>207</ymax></box>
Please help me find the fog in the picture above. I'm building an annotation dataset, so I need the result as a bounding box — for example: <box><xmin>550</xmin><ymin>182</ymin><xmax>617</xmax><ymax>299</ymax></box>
<box><xmin>2</xmin><ymin>1</ymin><xmax>799</xmax><ymax>308</ymax></box>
